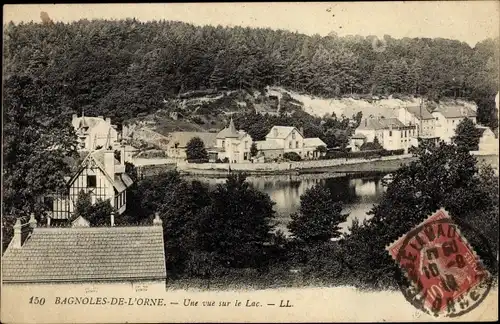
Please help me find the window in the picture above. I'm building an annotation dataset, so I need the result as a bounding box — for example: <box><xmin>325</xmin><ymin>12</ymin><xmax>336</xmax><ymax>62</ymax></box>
<box><xmin>389</xmin><ymin>131</ymin><xmax>392</xmax><ymax>137</ymax></box>
<box><xmin>222</xmin><ymin>140</ymin><xmax>225</xmax><ymax>147</ymax></box>
<box><xmin>289</xmin><ymin>141</ymin><xmax>292</xmax><ymax>148</ymax></box>
<box><xmin>244</xmin><ymin>141</ymin><xmax>248</xmax><ymax>149</ymax></box>
<box><xmin>87</xmin><ymin>175</ymin><xmax>97</xmax><ymax>188</ymax></box>
<box><xmin>296</xmin><ymin>141</ymin><xmax>299</xmax><ymax>148</ymax></box>
<box><xmin>44</xmin><ymin>197</ymin><xmax>54</xmax><ymax>210</ymax></box>
<box><xmin>292</xmin><ymin>132</ymin><xmax>296</xmax><ymax>139</ymax></box>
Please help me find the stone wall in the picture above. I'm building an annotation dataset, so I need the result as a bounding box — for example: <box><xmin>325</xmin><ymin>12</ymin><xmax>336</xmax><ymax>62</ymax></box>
<box><xmin>177</xmin><ymin>154</ymin><xmax>415</xmax><ymax>174</ymax></box>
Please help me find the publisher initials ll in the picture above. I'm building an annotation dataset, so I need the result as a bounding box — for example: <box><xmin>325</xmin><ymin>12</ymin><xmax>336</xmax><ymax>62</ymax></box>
<box><xmin>279</xmin><ymin>300</ymin><xmax>292</xmax><ymax>307</ymax></box>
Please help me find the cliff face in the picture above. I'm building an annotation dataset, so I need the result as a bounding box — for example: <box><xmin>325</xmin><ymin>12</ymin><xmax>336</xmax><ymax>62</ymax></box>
<box><xmin>268</xmin><ymin>86</ymin><xmax>479</xmax><ymax>119</ymax></box>
<box><xmin>122</xmin><ymin>87</ymin><xmax>480</xmax><ymax>151</ymax></box>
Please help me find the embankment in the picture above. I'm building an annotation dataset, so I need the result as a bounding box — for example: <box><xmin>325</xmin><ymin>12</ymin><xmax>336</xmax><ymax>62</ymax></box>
<box><xmin>177</xmin><ymin>155</ymin><xmax>416</xmax><ymax>177</ymax></box>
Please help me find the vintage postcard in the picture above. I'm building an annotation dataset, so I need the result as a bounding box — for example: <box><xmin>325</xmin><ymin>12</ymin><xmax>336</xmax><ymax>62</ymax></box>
<box><xmin>2</xmin><ymin>2</ymin><xmax>499</xmax><ymax>323</ymax></box>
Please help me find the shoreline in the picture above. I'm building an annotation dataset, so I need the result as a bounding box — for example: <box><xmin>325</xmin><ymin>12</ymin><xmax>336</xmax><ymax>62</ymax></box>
<box><xmin>177</xmin><ymin>155</ymin><xmax>417</xmax><ymax>178</ymax></box>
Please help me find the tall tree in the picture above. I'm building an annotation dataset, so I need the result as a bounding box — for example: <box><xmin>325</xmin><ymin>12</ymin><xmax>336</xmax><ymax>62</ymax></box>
<box><xmin>186</xmin><ymin>137</ymin><xmax>208</xmax><ymax>162</ymax></box>
<box><xmin>195</xmin><ymin>173</ymin><xmax>276</xmax><ymax>269</ymax></box>
<box><xmin>452</xmin><ymin>118</ymin><xmax>482</xmax><ymax>151</ymax></box>
<box><xmin>288</xmin><ymin>183</ymin><xmax>347</xmax><ymax>243</ymax></box>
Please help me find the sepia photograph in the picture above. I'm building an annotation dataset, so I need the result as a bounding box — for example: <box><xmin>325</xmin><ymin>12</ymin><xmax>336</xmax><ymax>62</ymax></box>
<box><xmin>1</xmin><ymin>2</ymin><xmax>499</xmax><ymax>323</ymax></box>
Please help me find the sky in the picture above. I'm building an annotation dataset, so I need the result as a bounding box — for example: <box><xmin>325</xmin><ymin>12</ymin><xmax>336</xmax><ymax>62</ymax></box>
<box><xmin>3</xmin><ymin>2</ymin><xmax>499</xmax><ymax>47</ymax></box>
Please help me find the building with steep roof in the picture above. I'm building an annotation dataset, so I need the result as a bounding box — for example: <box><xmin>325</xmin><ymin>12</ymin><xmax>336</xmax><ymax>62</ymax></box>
<box><xmin>72</xmin><ymin>113</ymin><xmax>119</xmax><ymax>151</ymax></box>
<box><xmin>356</xmin><ymin>117</ymin><xmax>416</xmax><ymax>153</ymax></box>
<box><xmin>431</xmin><ymin>105</ymin><xmax>477</xmax><ymax>143</ymax></box>
<box><xmin>214</xmin><ymin>118</ymin><xmax>253</xmax><ymax>163</ymax></box>
<box><xmin>255</xmin><ymin>126</ymin><xmax>326</xmax><ymax>160</ymax></box>
<box><xmin>2</xmin><ymin>214</ymin><xmax>166</xmax><ymax>287</ymax></box>
<box><xmin>44</xmin><ymin>147</ymin><xmax>134</xmax><ymax>225</ymax></box>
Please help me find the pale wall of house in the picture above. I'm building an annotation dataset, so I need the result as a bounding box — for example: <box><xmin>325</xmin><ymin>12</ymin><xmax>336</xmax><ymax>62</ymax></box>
<box><xmin>283</xmin><ymin>130</ymin><xmax>305</xmax><ymax>151</ymax></box>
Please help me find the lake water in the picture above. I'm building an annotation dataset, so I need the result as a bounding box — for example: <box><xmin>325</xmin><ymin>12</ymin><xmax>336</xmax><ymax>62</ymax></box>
<box><xmin>186</xmin><ymin>173</ymin><xmax>388</xmax><ymax>236</ymax></box>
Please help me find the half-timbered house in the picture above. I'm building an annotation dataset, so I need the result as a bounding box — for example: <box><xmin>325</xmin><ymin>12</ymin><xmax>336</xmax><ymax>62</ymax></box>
<box><xmin>45</xmin><ymin>147</ymin><xmax>134</xmax><ymax>226</ymax></box>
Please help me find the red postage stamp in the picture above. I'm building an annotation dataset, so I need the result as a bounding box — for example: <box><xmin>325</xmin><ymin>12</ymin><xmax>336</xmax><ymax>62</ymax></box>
<box><xmin>387</xmin><ymin>209</ymin><xmax>491</xmax><ymax>317</ymax></box>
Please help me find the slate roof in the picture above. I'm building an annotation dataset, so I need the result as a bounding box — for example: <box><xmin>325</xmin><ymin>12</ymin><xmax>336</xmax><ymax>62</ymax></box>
<box><xmin>303</xmin><ymin>137</ymin><xmax>326</xmax><ymax>148</ymax></box>
<box><xmin>167</xmin><ymin>132</ymin><xmax>217</xmax><ymax>149</ymax></box>
<box><xmin>256</xmin><ymin>140</ymin><xmax>283</xmax><ymax>150</ymax></box>
<box><xmin>2</xmin><ymin>226</ymin><xmax>166</xmax><ymax>283</ymax></box>
<box><xmin>434</xmin><ymin>105</ymin><xmax>477</xmax><ymax>119</ymax></box>
<box><xmin>357</xmin><ymin>118</ymin><xmax>407</xmax><ymax>130</ymax></box>
<box><xmin>266</xmin><ymin>126</ymin><xmax>301</xmax><ymax>139</ymax></box>
<box><xmin>404</xmin><ymin>106</ymin><xmax>434</xmax><ymax>120</ymax></box>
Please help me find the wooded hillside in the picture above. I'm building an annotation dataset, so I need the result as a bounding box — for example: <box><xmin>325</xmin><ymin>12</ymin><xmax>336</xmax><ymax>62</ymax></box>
<box><xmin>3</xmin><ymin>19</ymin><xmax>499</xmax><ymax>127</ymax></box>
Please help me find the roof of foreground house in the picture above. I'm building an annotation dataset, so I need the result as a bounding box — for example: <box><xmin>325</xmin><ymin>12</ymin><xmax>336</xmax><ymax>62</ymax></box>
<box><xmin>2</xmin><ymin>226</ymin><xmax>166</xmax><ymax>283</ymax></box>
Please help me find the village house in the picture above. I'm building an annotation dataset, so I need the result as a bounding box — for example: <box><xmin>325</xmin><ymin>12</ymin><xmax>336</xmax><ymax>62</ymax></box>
<box><xmin>72</xmin><ymin>113</ymin><xmax>119</xmax><ymax>151</ymax></box>
<box><xmin>355</xmin><ymin>117</ymin><xmax>416</xmax><ymax>153</ymax></box>
<box><xmin>215</xmin><ymin>118</ymin><xmax>253</xmax><ymax>163</ymax></box>
<box><xmin>165</xmin><ymin>132</ymin><xmax>218</xmax><ymax>160</ymax></box>
<box><xmin>431</xmin><ymin>105</ymin><xmax>477</xmax><ymax>143</ymax></box>
<box><xmin>475</xmin><ymin>126</ymin><xmax>498</xmax><ymax>154</ymax></box>
<box><xmin>2</xmin><ymin>213</ymin><xmax>166</xmax><ymax>289</ymax></box>
<box><xmin>255</xmin><ymin>126</ymin><xmax>326</xmax><ymax>160</ymax></box>
<box><xmin>44</xmin><ymin>147</ymin><xmax>134</xmax><ymax>226</ymax></box>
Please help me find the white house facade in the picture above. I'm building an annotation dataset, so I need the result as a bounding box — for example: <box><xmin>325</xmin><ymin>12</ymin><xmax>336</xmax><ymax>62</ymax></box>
<box><xmin>356</xmin><ymin>118</ymin><xmax>416</xmax><ymax>153</ymax></box>
<box><xmin>255</xmin><ymin>126</ymin><xmax>326</xmax><ymax>160</ymax></box>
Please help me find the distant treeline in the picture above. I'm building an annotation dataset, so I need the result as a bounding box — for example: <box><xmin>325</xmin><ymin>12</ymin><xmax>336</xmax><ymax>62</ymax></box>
<box><xmin>3</xmin><ymin>19</ymin><xmax>499</xmax><ymax>127</ymax></box>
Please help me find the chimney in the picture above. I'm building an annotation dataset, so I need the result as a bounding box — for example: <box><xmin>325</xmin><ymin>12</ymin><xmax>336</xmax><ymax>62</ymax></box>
<box><xmin>29</xmin><ymin>213</ymin><xmax>37</xmax><ymax>230</ymax></box>
<box><xmin>106</xmin><ymin>117</ymin><xmax>111</xmax><ymax>125</ymax></box>
<box><xmin>98</xmin><ymin>115</ymin><xmax>104</xmax><ymax>120</ymax></box>
<box><xmin>72</xmin><ymin>114</ymin><xmax>78</xmax><ymax>123</ymax></box>
<box><xmin>103</xmin><ymin>149</ymin><xmax>115</xmax><ymax>178</ymax></box>
<box><xmin>299</xmin><ymin>127</ymin><xmax>304</xmax><ymax>135</ymax></box>
<box><xmin>153</xmin><ymin>212</ymin><xmax>162</xmax><ymax>226</ymax></box>
<box><xmin>120</xmin><ymin>144</ymin><xmax>126</xmax><ymax>165</ymax></box>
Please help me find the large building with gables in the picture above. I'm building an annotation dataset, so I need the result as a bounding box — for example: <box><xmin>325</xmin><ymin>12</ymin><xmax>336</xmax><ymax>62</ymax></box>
<box><xmin>45</xmin><ymin>147</ymin><xmax>134</xmax><ymax>226</ymax></box>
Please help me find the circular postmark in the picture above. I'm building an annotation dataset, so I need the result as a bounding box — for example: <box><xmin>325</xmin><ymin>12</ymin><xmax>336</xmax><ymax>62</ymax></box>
<box><xmin>390</xmin><ymin>212</ymin><xmax>495</xmax><ymax>318</ymax></box>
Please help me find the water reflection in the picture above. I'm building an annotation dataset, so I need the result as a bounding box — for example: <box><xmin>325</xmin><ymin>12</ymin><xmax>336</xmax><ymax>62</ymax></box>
<box><xmin>185</xmin><ymin>173</ymin><xmax>387</xmax><ymax>236</ymax></box>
